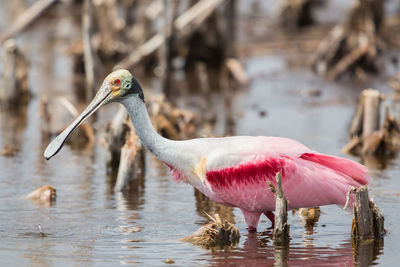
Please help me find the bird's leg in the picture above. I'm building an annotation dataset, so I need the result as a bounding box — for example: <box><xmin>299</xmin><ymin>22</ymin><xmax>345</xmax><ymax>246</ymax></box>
<box><xmin>241</xmin><ymin>209</ymin><xmax>261</xmax><ymax>233</ymax></box>
<box><xmin>264</xmin><ymin>211</ymin><xmax>275</xmax><ymax>229</ymax></box>
<box><xmin>248</xmin><ymin>226</ymin><xmax>257</xmax><ymax>232</ymax></box>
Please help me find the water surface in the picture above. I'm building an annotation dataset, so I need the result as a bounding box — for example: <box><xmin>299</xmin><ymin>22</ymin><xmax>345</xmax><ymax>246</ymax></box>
<box><xmin>1</xmin><ymin>1</ymin><xmax>400</xmax><ymax>266</ymax></box>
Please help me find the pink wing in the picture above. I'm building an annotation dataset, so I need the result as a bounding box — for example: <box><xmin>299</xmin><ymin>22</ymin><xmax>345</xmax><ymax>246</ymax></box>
<box><xmin>299</xmin><ymin>153</ymin><xmax>370</xmax><ymax>185</ymax></box>
<box><xmin>205</xmin><ymin>152</ymin><xmax>370</xmax><ymax>211</ymax></box>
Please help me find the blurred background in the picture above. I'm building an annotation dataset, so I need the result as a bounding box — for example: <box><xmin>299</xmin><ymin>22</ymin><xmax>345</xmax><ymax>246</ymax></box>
<box><xmin>0</xmin><ymin>0</ymin><xmax>400</xmax><ymax>266</ymax></box>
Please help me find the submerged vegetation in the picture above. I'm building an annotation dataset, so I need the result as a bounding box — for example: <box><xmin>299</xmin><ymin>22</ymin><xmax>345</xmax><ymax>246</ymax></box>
<box><xmin>181</xmin><ymin>214</ymin><xmax>240</xmax><ymax>249</ymax></box>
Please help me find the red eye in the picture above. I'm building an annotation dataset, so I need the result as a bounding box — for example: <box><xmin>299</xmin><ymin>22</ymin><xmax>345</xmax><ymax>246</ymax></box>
<box><xmin>114</xmin><ymin>79</ymin><xmax>121</xmax><ymax>85</ymax></box>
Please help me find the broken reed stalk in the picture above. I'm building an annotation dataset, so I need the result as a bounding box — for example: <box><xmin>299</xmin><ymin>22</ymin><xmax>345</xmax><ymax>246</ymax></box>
<box><xmin>350</xmin><ymin>186</ymin><xmax>385</xmax><ymax>240</ymax></box>
<box><xmin>115</xmin><ymin>0</ymin><xmax>225</xmax><ymax>70</ymax></box>
<box><xmin>114</xmin><ymin>124</ymin><xmax>145</xmax><ymax>192</ymax></box>
<box><xmin>271</xmin><ymin>171</ymin><xmax>290</xmax><ymax>244</ymax></box>
<box><xmin>160</xmin><ymin>0</ymin><xmax>179</xmax><ymax>96</ymax></box>
<box><xmin>225</xmin><ymin>58</ymin><xmax>249</xmax><ymax>85</ymax></box>
<box><xmin>82</xmin><ymin>0</ymin><xmax>96</xmax><ymax>101</ymax></box>
<box><xmin>0</xmin><ymin>0</ymin><xmax>57</xmax><ymax>43</ymax></box>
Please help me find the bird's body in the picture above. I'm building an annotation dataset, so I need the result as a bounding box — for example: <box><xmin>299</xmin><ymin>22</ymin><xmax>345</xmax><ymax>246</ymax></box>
<box><xmin>44</xmin><ymin>69</ymin><xmax>371</xmax><ymax>232</ymax></box>
<box><xmin>159</xmin><ymin>136</ymin><xmax>369</xmax><ymax>230</ymax></box>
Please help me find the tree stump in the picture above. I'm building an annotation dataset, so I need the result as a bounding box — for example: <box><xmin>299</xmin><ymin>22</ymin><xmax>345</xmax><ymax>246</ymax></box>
<box><xmin>39</xmin><ymin>96</ymin><xmax>52</xmax><ymax>141</ymax></box>
<box><xmin>343</xmin><ymin>89</ymin><xmax>400</xmax><ymax>157</ymax></box>
<box><xmin>147</xmin><ymin>93</ymin><xmax>198</xmax><ymax>140</ymax></box>
<box><xmin>114</xmin><ymin>125</ymin><xmax>145</xmax><ymax>192</ymax></box>
<box><xmin>350</xmin><ymin>186</ymin><xmax>385</xmax><ymax>240</ymax></box>
<box><xmin>312</xmin><ymin>0</ymin><xmax>384</xmax><ymax>80</ymax></box>
<box><xmin>277</xmin><ymin>0</ymin><xmax>320</xmax><ymax>29</ymax></box>
<box><xmin>0</xmin><ymin>39</ymin><xmax>30</xmax><ymax>109</ymax></box>
<box><xmin>104</xmin><ymin>106</ymin><xmax>130</xmax><ymax>172</ymax></box>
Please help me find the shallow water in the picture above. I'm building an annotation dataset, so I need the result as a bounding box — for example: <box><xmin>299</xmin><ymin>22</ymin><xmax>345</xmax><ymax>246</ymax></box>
<box><xmin>1</xmin><ymin>1</ymin><xmax>400</xmax><ymax>266</ymax></box>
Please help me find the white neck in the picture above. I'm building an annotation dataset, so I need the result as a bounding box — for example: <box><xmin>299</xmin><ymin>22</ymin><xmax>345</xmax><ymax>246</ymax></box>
<box><xmin>120</xmin><ymin>95</ymin><xmax>185</xmax><ymax>166</ymax></box>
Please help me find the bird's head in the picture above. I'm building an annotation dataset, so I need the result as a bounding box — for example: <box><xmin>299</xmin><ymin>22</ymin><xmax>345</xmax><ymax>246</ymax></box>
<box><xmin>44</xmin><ymin>69</ymin><xmax>143</xmax><ymax>160</ymax></box>
<box><xmin>104</xmin><ymin>69</ymin><xmax>144</xmax><ymax>101</ymax></box>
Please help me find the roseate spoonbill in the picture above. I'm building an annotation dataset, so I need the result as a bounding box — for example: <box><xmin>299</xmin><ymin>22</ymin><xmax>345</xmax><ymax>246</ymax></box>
<box><xmin>44</xmin><ymin>69</ymin><xmax>370</xmax><ymax>232</ymax></box>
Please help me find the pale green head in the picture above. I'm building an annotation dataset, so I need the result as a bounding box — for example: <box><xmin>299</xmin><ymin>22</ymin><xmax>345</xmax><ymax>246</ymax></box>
<box><xmin>104</xmin><ymin>69</ymin><xmax>143</xmax><ymax>100</ymax></box>
<box><xmin>44</xmin><ymin>69</ymin><xmax>144</xmax><ymax>160</ymax></box>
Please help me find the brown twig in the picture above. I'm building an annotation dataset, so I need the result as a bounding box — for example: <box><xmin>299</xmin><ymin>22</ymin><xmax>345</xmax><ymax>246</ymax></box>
<box><xmin>0</xmin><ymin>0</ymin><xmax>58</xmax><ymax>43</ymax></box>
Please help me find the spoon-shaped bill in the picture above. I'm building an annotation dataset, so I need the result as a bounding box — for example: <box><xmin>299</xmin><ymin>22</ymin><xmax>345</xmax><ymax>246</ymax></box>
<box><xmin>44</xmin><ymin>84</ymin><xmax>112</xmax><ymax>160</ymax></box>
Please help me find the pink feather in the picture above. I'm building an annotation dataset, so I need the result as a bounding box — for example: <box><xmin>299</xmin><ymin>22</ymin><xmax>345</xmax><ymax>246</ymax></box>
<box><xmin>163</xmin><ymin>136</ymin><xmax>371</xmax><ymax>231</ymax></box>
<box><xmin>202</xmin><ymin>153</ymin><xmax>369</xmax><ymax>229</ymax></box>
<box><xmin>299</xmin><ymin>153</ymin><xmax>371</xmax><ymax>185</ymax></box>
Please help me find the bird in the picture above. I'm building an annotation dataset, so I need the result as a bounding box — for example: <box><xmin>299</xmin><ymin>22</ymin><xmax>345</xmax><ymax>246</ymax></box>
<box><xmin>44</xmin><ymin>69</ymin><xmax>370</xmax><ymax>232</ymax></box>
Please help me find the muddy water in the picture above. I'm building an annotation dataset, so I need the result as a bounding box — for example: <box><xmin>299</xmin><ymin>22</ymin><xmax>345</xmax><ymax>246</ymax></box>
<box><xmin>1</xmin><ymin>1</ymin><xmax>400</xmax><ymax>266</ymax></box>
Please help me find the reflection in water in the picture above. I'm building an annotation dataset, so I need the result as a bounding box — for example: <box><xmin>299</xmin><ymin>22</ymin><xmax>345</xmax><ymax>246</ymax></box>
<box><xmin>115</xmin><ymin>191</ymin><xmax>144</xmax><ymax>235</ymax></box>
<box><xmin>362</xmin><ymin>154</ymin><xmax>391</xmax><ymax>170</ymax></box>
<box><xmin>115</xmin><ymin>188</ymin><xmax>145</xmax><ymax>213</ymax></box>
<box><xmin>0</xmin><ymin>1</ymin><xmax>394</xmax><ymax>265</ymax></box>
<box><xmin>23</xmin><ymin>239</ymin><xmax>53</xmax><ymax>267</ymax></box>
<box><xmin>0</xmin><ymin>105</ymin><xmax>28</xmax><ymax>149</ymax></box>
<box><xmin>207</xmin><ymin>229</ymin><xmax>384</xmax><ymax>266</ymax></box>
<box><xmin>194</xmin><ymin>188</ymin><xmax>235</xmax><ymax>225</ymax></box>
<box><xmin>352</xmin><ymin>238</ymin><xmax>384</xmax><ymax>266</ymax></box>
<box><xmin>274</xmin><ymin>243</ymin><xmax>289</xmax><ymax>267</ymax></box>
<box><xmin>294</xmin><ymin>207</ymin><xmax>321</xmax><ymax>248</ymax></box>
<box><xmin>113</xmin><ymin>170</ymin><xmax>145</xmax><ymax>238</ymax></box>
<box><xmin>112</xmin><ymin>159</ymin><xmax>146</xmax><ymax>265</ymax></box>
<box><xmin>209</xmin><ymin>233</ymin><xmax>356</xmax><ymax>266</ymax></box>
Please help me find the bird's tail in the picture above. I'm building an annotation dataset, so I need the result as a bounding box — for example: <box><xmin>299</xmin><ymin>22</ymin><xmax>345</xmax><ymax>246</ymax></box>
<box><xmin>300</xmin><ymin>153</ymin><xmax>371</xmax><ymax>186</ymax></box>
